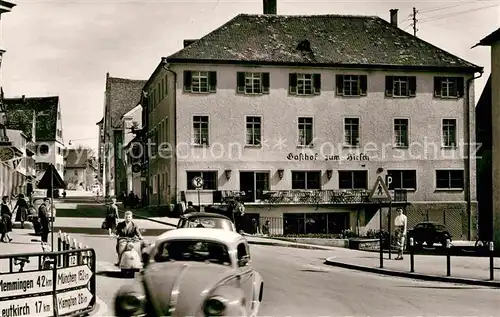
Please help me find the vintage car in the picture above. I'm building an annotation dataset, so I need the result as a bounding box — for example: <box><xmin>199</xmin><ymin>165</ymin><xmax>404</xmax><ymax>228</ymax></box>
<box><xmin>407</xmin><ymin>221</ymin><xmax>452</xmax><ymax>247</ymax></box>
<box><xmin>114</xmin><ymin>228</ymin><xmax>264</xmax><ymax>317</ymax></box>
<box><xmin>177</xmin><ymin>212</ymin><xmax>237</xmax><ymax>232</ymax></box>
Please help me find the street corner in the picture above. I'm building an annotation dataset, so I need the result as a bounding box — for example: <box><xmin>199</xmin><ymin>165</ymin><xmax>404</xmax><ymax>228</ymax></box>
<box><xmin>89</xmin><ymin>295</ymin><xmax>110</xmax><ymax>317</ymax></box>
<box><xmin>323</xmin><ymin>257</ymin><xmax>500</xmax><ymax>288</ymax></box>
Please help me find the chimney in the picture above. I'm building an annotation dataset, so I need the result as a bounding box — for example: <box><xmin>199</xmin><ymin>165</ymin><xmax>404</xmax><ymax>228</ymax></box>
<box><xmin>390</xmin><ymin>9</ymin><xmax>398</xmax><ymax>27</ymax></box>
<box><xmin>183</xmin><ymin>39</ymin><xmax>197</xmax><ymax>48</ymax></box>
<box><xmin>263</xmin><ymin>0</ymin><xmax>277</xmax><ymax>14</ymax></box>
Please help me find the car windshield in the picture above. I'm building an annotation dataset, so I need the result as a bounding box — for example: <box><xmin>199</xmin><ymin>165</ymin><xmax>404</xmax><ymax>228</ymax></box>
<box><xmin>435</xmin><ymin>224</ymin><xmax>446</xmax><ymax>230</ymax></box>
<box><xmin>154</xmin><ymin>239</ymin><xmax>232</xmax><ymax>266</ymax></box>
<box><xmin>185</xmin><ymin>217</ymin><xmax>234</xmax><ymax>231</ymax></box>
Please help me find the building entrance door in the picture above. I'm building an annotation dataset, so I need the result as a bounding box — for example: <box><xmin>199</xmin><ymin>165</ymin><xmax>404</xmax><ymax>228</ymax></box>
<box><xmin>239</xmin><ymin>172</ymin><xmax>269</xmax><ymax>203</ymax></box>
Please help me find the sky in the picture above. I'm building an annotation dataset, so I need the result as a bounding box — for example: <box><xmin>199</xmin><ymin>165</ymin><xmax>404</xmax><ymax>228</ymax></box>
<box><xmin>1</xmin><ymin>0</ymin><xmax>499</xmax><ymax>152</ymax></box>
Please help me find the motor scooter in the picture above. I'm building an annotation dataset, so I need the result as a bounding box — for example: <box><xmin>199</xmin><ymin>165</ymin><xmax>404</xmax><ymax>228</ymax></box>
<box><xmin>113</xmin><ymin>236</ymin><xmax>142</xmax><ymax>278</ymax></box>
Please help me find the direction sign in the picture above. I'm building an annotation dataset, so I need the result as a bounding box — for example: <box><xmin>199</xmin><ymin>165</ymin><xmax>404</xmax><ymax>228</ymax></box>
<box><xmin>191</xmin><ymin>176</ymin><xmax>204</xmax><ymax>189</ymax></box>
<box><xmin>56</xmin><ymin>265</ymin><xmax>92</xmax><ymax>291</ymax></box>
<box><xmin>368</xmin><ymin>176</ymin><xmax>392</xmax><ymax>202</ymax></box>
<box><xmin>0</xmin><ymin>270</ymin><xmax>53</xmax><ymax>297</ymax></box>
<box><xmin>0</xmin><ymin>294</ymin><xmax>53</xmax><ymax>317</ymax></box>
<box><xmin>57</xmin><ymin>288</ymin><xmax>93</xmax><ymax>316</ymax></box>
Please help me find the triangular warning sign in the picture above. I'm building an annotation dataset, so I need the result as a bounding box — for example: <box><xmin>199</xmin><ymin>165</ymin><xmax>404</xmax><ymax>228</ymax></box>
<box><xmin>368</xmin><ymin>176</ymin><xmax>392</xmax><ymax>202</ymax></box>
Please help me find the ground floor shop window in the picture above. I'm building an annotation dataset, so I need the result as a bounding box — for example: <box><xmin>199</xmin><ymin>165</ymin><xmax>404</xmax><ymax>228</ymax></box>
<box><xmin>283</xmin><ymin>212</ymin><xmax>349</xmax><ymax>235</ymax></box>
<box><xmin>240</xmin><ymin>171</ymin><xmax>269</xmax><ymax>202</ymax></box>
<box><xmin>186</xmin><ymin>171</ymin><xmax>217</xmax><ymax>190</ymax></box>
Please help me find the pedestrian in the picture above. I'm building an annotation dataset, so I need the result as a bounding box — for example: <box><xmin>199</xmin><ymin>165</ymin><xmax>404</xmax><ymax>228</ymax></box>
<box><xmin>38</xmin><ymin>198</ymin><xmax>51</xmax><ymax>243</ymax></box>
<box><xmin>1</xmin><ymin>196</ymin><xmax>13</xmax><ymax>242</ymax></box>
<box><xmin>105</xmin><ymin>197</ymin><xmax>120</xmax><ymax>237</ymax></box>
<box><xmin>394</xmin><ymin>208</ymin><xmax>408</xmax><ymax>260</ymax></box>
<box><xmin>13</xmin><ymin>194</ymin><xmax>28</xmax><ymax>228</ymax></box>
<box><xmin>233</xmin><ymin>199</ymin><xmax>245</xmax><ymax>233</ymax></box>
<box><xmin>262</xmin><ymin>220</ymin><xmax>270</xmax><ymax>236</ymax></box>
<box><xmin>185</xmin><ymin>201</ymin><xmax>196</xmax><ymax>213</ymax></box>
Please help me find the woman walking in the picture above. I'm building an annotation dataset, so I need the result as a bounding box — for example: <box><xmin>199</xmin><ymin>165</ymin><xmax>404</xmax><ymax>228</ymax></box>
<box><xmin>13</xmin><ymin>194</ymin><xmax>28</xmax><ymax>228</ymax></box>
<box><xmin>1</xmin><ymin>196</ymin><xmax>13</xmax><ymax>242</ymax></box>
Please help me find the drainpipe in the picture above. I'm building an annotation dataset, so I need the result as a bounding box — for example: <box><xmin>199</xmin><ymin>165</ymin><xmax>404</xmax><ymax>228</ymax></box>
<box><xmin>162</xmin><ymin>60</ymin><xmax>177</xmax><ymax>208</ymax></box>
<box><xmin>466</xmin><ymin>70</ymin><xmax>483</xmax><ymax>240</ymax></box>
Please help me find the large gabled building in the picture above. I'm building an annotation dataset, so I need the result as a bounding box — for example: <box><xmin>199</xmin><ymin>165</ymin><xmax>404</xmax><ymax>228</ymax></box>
<box><xmin>139</xmin><ymin>1</ymin><xmax>482</xmax><ymax>237</ymax></box>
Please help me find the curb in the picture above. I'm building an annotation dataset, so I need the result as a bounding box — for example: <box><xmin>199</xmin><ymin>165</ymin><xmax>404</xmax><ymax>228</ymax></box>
<box><xmin>89</xmin><ymin>296</ymin><xmax>109</xmax><ymax>316</ymax></box>
<box><xmin>247</xmin><ymin>240</ymin><xmax>332</xmax><ymax>250</ymax></box>
<box><xmin>324</xmin><ymin>257</ymin><xmax>500</xmax><ymax>288</ymax></box>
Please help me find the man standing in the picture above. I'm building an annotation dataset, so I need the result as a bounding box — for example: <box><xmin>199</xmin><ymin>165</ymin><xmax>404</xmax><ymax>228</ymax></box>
<box><xmin>38</xmin><ymin>198</ymin><xmax>51</xmax><ymax>243</ymax></box>
<box><xmin>394</xmin><ymin>208</ymin><xmax>407</xmax><ymax>260</ymax></box>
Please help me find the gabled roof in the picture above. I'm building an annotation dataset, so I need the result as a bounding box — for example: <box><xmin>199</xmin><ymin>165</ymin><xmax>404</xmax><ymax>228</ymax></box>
<box><xmin>64</xmin><ymin>148</ymin><xmax>89</xmax><ymax>168</ymax></box>
<box><xmin>167</xmin><ymin>14</ymin><xmax>481</xmax><ymax>72</ymax></box>
<box><xmin>3</xmin><ymin>96</ymin><xmax>59</xmax><ymax>141</ymax></box>
<box><xmin>105</xmin><ymin>75</ymin><xmax>147</xmax><ymax>129</ymax></box>
<box><xmin>475</xmin><ymin>28</ymin><xmax>500</xmax><ymax>47</ymax></box>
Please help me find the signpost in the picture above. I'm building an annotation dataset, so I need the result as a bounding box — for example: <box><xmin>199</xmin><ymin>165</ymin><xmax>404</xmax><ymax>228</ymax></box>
<box><xmin>369</xmin><ymin>176</ymin><xmax>392</xmax><ymax>269</ymax></box>
<box><xmin>385</xmin><ymin>175</ymin><xmax>393</xmax><ymax>259</ymax></box>
<box><xmin>192</xmin><ymin>176</ymin><xmax>204</xmax><ymax>210</ymax></box>
<box><xmin>0</xmin><ymin>248</ymin><xmax>96</xmax><ymax>317</ymax></box>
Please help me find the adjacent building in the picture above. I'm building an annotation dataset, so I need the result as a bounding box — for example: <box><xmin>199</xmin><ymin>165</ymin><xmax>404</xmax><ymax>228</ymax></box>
<box><xmin>474</xmin><ymin>28</ymin><xmax>500</xmax><ymax>245</ymax></box>
<box><xmin>137</xmin><ymin>2</ymin><xmax>482</xmax><ymax>238</ymax></box>
<box><xmin>98</xmin><ymin>73</ymin><xmax>146</xmax><ymax>198</ymax></box>
<box><xmin>63</xmin><ymin>148</ymin><xmax>98</xmax><ymax>190</ymax></box>
<box><xmin>4</xmin><ymin>96</ymin><xmax>65</xmax><ymax>180</ymax></box>
<box><xmin>121</xmin><ymin>104</ymin><xmax>144</xmax><ymax>199</ymax></box>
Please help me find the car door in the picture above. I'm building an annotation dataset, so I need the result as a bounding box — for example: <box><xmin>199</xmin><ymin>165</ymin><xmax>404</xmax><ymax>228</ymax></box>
<box><xmin>236</xmin><ymin>241</ymin><xmax>254</xmax><ymax>312</ymax></box>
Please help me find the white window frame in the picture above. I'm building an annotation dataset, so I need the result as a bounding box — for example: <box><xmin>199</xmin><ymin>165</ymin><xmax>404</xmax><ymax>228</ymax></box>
<box><xmin>442</xmin><ymin>118</ymin><xmax>457</xmax><ymax>147</ymax></box>
<box><xmin>192</xmin><ymin>115</ymin><xmax>209</xmax><ymax>146</ymax></box>
<box><xmin>297</xmin><ymin>117</ymin><xmax>314</xmax><ymax>147</ymax></box>
<box><xmin>296</xmin><ymin>74</ymin><xmax>314</xmax><ymax>95</ymax></box>
<box><xmin>393</xmin><ymin>76</ymin><xmax>409</xmax><ymax>97</ymax></box>
<box><xmin>343</xmin><ymin>117</ymin><xmax>360</xmax><ymax>147</ymax></box>
<box><xmin>343</xmin><ymin>75</ymin><xmax>360</xmax><ymax>96</ymax></box>
<box><xmin>245</xmin><ymin>116</ymin><xmax>262</xmax><ymax>146</ymax></box>
<box><xmin>191</xmin><ymin>71</ymin><xmax>209</xmax><ymax>93</ymax></box>
<box><xmin>440</xmin><ymin>77</ymin><xmax>458</xmax><ymax>98</ymax></box>
<box><xmin>393</xmin><ymin>118</ymin><xmax>409</xmax><ymax>147</ymax></box>
<box><xmin>245</xmin><ymin>72</ymin><xmax>262</xmax><ymax>94</ymax></box>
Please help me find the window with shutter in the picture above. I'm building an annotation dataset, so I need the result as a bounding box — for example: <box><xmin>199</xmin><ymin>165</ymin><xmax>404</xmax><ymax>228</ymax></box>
<box><xmin>435</xmin><ymin>77</ymin><xmax>464</xmax><ymax>98</ymax></box>
<box><xmin>291</xmin><ymin>73</ymin><xmax>315</xmax><ymax>95</ymax></box>
<box><xmin>289</xmin><ymin>73</ymin><xmax>297</xmax><ymax>94</ymax></box>
<box><xmin>208</xmin><ymin>72</ymin><xmax>217</xmax><ymax>92</ymax></box>
<box><xmin>184</xmin><ymin>71</ymin><xmax>216</xmax><ymax>93</ymax></box>
<box><xmin>339</xmin><ymin>75</ymin><xmax>366</xmax><ymax>96</ymax></box>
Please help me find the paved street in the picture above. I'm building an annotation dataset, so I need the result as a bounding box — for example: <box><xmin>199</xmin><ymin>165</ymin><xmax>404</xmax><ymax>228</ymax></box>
<box><xmin>69</xmin><ymin>233</ymin><xmax>500</xmax><ymax>317</ymax></box>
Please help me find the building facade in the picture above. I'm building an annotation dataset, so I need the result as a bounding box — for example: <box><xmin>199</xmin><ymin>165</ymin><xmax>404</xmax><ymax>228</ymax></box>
<box><xmin>98</xmin><ymin>73</ymin><xmax>146</xmax><ymax>198</ymax></box>
<box><xmin>140</xmin><ymin>4</ymin><xmax>482</xmax><ymax>238</ymax></box>
<box><xmin>4</xmin><ymin>96</ymin><xmax>65</xmax><ymax>180</ymax></box>
<box><xmin>475</xmin><ymin>28</ymin><xmax>500</xmax><ymax>245</ymax></box>
<box><xmin>121</xmin><ymin>104</ymin><xmax>143</xmax><ymax>198</ymax></box>
<box><xmin>63</xmin><ymin>148</ymin><xmax>97</xmax><ymax>190</ymax></box>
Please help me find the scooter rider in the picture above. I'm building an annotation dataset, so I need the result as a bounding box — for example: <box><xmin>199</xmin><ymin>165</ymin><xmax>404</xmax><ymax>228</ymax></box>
<box><xmin>114</xmin><ymin>211</ymin><xmax>143</xmax><ymax>265</ymax></box>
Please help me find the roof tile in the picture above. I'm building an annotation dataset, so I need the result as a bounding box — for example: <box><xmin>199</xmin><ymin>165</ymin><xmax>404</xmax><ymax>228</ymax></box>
<box><xmin>167</xmin><ymin>14</ymin><xmax>480</xmax><ymax>71</ymax></box>
<box><xmin>106</xmin><ymin>77</ymin><xmax>147</xmax><ymax>128</ymax></box>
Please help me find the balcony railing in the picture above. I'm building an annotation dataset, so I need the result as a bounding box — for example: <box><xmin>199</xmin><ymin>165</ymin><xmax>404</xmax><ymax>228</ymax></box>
<box><xmin>216</xmin><ymin>189</ymin><xmax>408</xmax><ymax>205</ymax></box>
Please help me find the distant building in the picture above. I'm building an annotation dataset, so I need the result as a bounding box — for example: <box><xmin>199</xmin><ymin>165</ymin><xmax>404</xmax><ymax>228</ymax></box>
<box><xmin>121</xmin><ymin>104</ymin><xmax>143</xmax><ymax>199</ymax></box>
<box><xmin>63</xmin><ymin>148</ymin><xmax>97</xmax><ymax>190</ymax></box>
<box><xmin>97</xmin><ymin>73</ymin><xmax>146</xmax><ymax>198</ymax></box>
<box><xmin>4</xmin><ymin>96</ymin><xmax>65</xmax><ymax>181</ymax></box>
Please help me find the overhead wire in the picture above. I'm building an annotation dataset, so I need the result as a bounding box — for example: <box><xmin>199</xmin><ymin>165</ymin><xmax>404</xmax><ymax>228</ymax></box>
<box><xmin>418</xmin><ymin>0</ymin><xmax>479</xmax><ymax>14</ymax></box>
<box><xmin>418</xmin><ymin>3</ymin><xmax>498</xmax><ymax>23</ymax></box>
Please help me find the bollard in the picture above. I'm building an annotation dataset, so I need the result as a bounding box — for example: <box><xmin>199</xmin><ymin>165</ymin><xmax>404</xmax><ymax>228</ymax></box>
<box><xmin>409</xmin><ymin>237</ymin><xmax>415</xmax><ymax>273</ymax></box>
<box><xmin>64</xmin><ymin>235</ymin><xmax>71</xmax><ymax>266</ymax></box>
<box><xmin>83</xmin><ymin>246</ymin><xmax>90</xmax><ymax>265</ymax></box>
<box><xmin>489</xmin><ymin>242</ymin><xmax>495</xmax><ymax>281</ymax></box>
<box><xmin>77</xmin><ymin>243</ymin><xmax>84</xmax><ymax>265</ymax></box>
<box><xmin>446</xmin><ymin>238</ymin><xmax>451</xmax><ymax>277</ymax></box>
<box><xmin>72</xmin><ymin>238</ymin><xmax>77</xmax><ymax>250</ymax></box>
<box><xmin>57</xmin><ymin>231</ymin><xmax>62</xmax><ymax>252</ymax></box>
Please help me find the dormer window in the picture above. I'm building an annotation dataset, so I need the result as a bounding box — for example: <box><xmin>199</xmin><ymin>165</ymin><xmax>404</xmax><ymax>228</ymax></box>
<box><xmin>297</xmin><ymin>39</ymin><xmax>311</xmax><ymax>51</ymax></box>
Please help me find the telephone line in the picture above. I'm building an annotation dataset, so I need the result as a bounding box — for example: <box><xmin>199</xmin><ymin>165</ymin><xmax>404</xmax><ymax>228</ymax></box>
<box><xmin>418</xmin><ymin>3</ymin><xmax>498</xmax><ymax>23</ymax></box>
<box><xmin>418</xmin><ymin>0</ymin><xmax>476</xmax><ymax>14</ymax></box>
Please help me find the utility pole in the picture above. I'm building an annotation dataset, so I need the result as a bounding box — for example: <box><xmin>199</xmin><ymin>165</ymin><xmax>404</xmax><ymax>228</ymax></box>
<box><xmin>412</xmin><ymin>7</ymin><xmax>418</xmax><ymax>37</ymax></box>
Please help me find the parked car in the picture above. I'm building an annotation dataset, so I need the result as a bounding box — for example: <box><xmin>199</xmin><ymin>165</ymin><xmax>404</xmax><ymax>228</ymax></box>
<box><xmin>114</xmin><ymin>228</ymin><xmax>264</xmax><ymax>317</ymax></box>
<box><xmin>407</xmin><ymin>221</ymin><xmax>452</xmax><ymax>247</ymax></box>
<box><xmin>177</xmin><ymin>212</ymin><xmax>237</xmax><ymax>232</ymax></box>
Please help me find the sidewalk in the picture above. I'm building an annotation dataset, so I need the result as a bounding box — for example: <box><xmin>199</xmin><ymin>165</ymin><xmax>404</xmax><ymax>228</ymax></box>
<box><xmin>325</xmin><ymin>249</ymin><xmax>500</xmax><ymax>287</ymax></box>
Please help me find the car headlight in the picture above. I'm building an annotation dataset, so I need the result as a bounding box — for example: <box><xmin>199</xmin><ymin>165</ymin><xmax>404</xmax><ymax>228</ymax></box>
<box><xmin>203</xmin><ymin>297</ymin><xmax>226</xmax><ymax>316</ymax></box>
<box><xmin>115</xmin><ymin>294</ymin><xmax>146</xmax><ymax>317</ymax></box>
